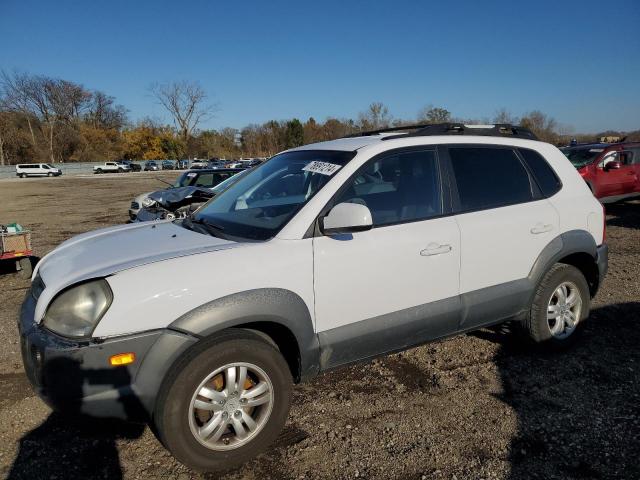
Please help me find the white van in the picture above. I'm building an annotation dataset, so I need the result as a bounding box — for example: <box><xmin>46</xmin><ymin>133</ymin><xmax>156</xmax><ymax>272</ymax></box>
<box><xmin>15</xmin><ymin>163</ymin><xmax>62</xmax><ymax>178</ymax></box>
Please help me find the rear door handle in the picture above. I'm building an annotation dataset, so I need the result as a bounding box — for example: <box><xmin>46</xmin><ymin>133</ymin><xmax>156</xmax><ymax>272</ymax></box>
<box><xmin>530</xmin><ymin>223</ymin><xmax>553</xmax><ymax>234</ymax></box>
<box><xmin>420</xmin><ymin>243</ymin><xmax>452</xmax><ymax>256</ymax></box>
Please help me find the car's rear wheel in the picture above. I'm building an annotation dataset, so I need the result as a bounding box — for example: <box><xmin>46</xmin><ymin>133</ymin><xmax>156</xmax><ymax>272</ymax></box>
<box><xmin>523</xmin><ymin>263</ymin><xmax>590</xmax><ymax>346</ymax></box>
<box><xmin>153</xmin><ymin>329</ymin><xmax>292</xmax><ymax>472</ymax></box>
<box><xmin>95</xmin><ymin>168</ymin><xmax>102</xmax><ymax>174</ymax></box>
<box><xmin>19</xmin><ymin>173</ymin><xmax>26</xmax><ymax>178</ymax></box>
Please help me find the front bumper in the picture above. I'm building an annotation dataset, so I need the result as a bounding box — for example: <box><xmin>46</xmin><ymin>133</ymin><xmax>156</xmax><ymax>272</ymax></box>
<box><xmin>19</xmin><ymin>291</ymin><xmax>197</xmax><ymax>420</ymax></box>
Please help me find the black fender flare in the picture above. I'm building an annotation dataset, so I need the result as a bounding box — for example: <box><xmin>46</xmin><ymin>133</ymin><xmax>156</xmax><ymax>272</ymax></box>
<box><xmin>168</xmin><ymin>288</ymin><xmax>320</xmax><ymax>381</ymax></box>
<box><xmin>527</xmin><ymin>229</ymin><xmax>598</xmax><ymax>300</ymax></box>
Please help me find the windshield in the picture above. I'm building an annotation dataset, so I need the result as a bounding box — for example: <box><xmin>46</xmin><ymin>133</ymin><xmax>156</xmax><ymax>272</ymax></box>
<box><xmin>562</xmin><ymin>147</ymin><xmax>604</xmax><ymax>168</ymax></box>
<box><xmin>174</xmin><ymin>170</ymin><xmax>241</xmax><ymax>188</ymax></box>
<box><xmin>190</xmin><ymin>150</ymin><xmax>355</xmax><ymax>241</ymax></box>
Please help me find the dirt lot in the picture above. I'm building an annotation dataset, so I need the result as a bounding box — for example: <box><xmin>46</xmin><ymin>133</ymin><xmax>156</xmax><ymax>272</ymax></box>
<box><xmin>0</xmin><ymin>174</ymin><xmax>638</xmax><ymax>480</ymax></box>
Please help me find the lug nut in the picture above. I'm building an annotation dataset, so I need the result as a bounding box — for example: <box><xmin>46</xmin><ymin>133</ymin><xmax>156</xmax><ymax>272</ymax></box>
<box><xmin>234</xmin><ymin>410</ymin><xmax>242</xmax><ymax>418</ymax></box>
<box><xmin>240</xmin><ymin>398</ymin><xmax>247</xmax><ymax>404</ymax></box>
<box><xmin>222</xmin><ymin>412</ymin><xmax>228</xmax><ymax>419</ymax></box>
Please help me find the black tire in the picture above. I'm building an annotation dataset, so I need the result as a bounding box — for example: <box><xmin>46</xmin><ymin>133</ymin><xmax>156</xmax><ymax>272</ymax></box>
<box><xmin>523</xmin><ymin>263</ymin><xmax>590</xmax><ymax>347</ymax></box>
<box><xmin>47</xmin><ymin>172</ymin><xmax>53</xmax><ymax>177</ymax></box>
<box><xmin>18</xmin><ymin>257</ymin><xmax>32</xmax><ymax>279</ymax></box>
<box><xmin>95</xmin><ymin>168</ymin><xmax>102</xmax><ymax>174</ymax></box>
<box><xmin>19</xmin><ymin>173</ymin><xmax>26</xmax><ymax>178</ymax></box>
<box><xmin>153</xmin><ymin>329</ymin><xmax>292</xmax><ymax>472</ymax></box>
<box><xmin>118</xmin><ymin>168</ymin><xmax>124</xmax><ymax>173</ymax></box>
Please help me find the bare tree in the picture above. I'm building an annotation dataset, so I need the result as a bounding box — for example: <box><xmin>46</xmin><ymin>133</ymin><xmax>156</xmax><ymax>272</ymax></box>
<box><xmin>149</xmin><ymin>81</ymin><xmax>215</xmax><ymax>150</ymax></box>
<box><xmin>418</xmin><ymin>105</ymin><xmax>451</xmax><ymax>124</ymax></box>
<box><xmin>1</xmin><ymin>71</ymin><xmax>38</xmax><ymax>148</ymax></box>
<box><xmin>86</xmin><ymin>91</ymin><xmax>128</xmax><ymax>129</ymax></box>
<box><xmin>492</xmin><ymin>108</ymin><xmax>518</xmax><ymax>125</ymax></box>
<box><xmin>520</xmin><ymin>110</ymin><xmax>558</xmax><ymax>143</ymax></box>
<box><xmin>359</xmin><ymin>102</ymin><xmax>392</xmax><ymax>130</ymax></box>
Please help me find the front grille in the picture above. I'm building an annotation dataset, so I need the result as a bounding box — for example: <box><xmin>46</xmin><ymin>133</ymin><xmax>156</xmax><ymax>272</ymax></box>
<box><xmin>131</xmin><ymin>201</ymin><xmax>140</xmax><ymax>209</ymax></box>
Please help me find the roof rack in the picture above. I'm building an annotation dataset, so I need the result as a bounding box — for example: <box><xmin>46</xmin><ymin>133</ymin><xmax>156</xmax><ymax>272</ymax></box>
<box><xmin>344</xmin><ymin>123</ymin><xmax>539</xmax><ymax>141</ymax></box>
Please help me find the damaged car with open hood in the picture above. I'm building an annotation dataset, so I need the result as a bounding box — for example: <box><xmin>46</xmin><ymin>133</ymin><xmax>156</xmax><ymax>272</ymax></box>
<box><xmin>130</xmin><ymin>168</ymin><xmax>246</xmax><ymax>221</ymax></box>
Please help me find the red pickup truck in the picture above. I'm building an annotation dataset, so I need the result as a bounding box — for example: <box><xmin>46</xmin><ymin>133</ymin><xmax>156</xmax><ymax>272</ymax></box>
<box><xmin>562</xmin><ymin>142</ymin><xmax>640</xmax><ymax>203</ymax></box>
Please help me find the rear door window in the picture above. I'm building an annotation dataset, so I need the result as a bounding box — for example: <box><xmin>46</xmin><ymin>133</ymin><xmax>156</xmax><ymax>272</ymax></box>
<box><xmin>448</xmin><ymin>147</ymin><xmax>535</xmax><ymax>212</ymax></box>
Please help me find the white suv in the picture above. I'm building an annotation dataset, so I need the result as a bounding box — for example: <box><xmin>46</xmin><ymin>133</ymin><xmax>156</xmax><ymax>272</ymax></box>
<box><xmin>19</xmin><ymin>124</ymin><xmax>607</xmax><ymax>472</ymax></box>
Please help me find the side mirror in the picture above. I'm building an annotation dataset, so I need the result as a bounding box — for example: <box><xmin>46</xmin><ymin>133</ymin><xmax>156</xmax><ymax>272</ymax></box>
<box><xmin>604</xmin><ymin>160</ymin><xmax>621</xmax><ymax>171</ymax></box>
<box><xmin>321</xmin><ymin>202</ymin><xmax>373</xmax><ymax>235</ymax></box>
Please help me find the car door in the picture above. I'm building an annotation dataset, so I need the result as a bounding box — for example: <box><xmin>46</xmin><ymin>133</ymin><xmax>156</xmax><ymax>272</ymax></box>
<box><xmin>444</xmin><ymin>145</ymin><xmax>560</xmax><ymax>330</ymax></box>
<box><xmin>629</xmin><ymin>148</ymin><xmax>640</xmax><ymax>193</ymax></box>
<box><xmin>313</xmin><ymin>148</ymin><xmax>461</xmax><ymax>370</ymax></box>
<box><xmin>597</xmin><ymin>151</ymin><xmax>636</xmax><ymax>197</ymax></box>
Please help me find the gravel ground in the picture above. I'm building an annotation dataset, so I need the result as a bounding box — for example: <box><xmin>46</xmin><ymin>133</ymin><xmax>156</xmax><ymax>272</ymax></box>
<box><xmin>0</xmin><ymin>175</ymin><xmax>638</xmax><ymax>480</ymax></box>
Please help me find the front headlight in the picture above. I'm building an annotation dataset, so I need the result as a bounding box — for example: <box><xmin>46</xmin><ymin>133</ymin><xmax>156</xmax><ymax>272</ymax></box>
<box><xmin>142</xmin><ymin>197</ymin><xmax>156</xmax><ymax>208</ymax></box>
<box><xmin>42</xmin><ymin>279</ymin><xmax>113</xmax><ymax>339</ymax></box>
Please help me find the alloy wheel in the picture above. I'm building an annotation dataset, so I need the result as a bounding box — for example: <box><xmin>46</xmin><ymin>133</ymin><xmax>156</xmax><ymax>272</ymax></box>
<box><xmin>188</xmin><ymin>362</ymin><xmax>274</xmax><ymax>451</ymax></box>
<box><xmin>547</xmin><ymin>281</ymin><xmax>582</xmax><ymax>339</ymax></box>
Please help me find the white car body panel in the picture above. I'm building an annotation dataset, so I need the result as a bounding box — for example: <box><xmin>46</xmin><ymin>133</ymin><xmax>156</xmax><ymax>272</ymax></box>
<box><xmin>313</xmin><ymin>217</ymin><xmax>460</xmax><ymax>332</ymax></box>
<box><xmin>454</xmin><ymin>200</ymin><xmax>559</xmax><ymax>293</ymax></box>
<box><xmin>33</xmin><ymin>221</ymin><xmax>240</xmax><ymax>323</ymax></box>
<box><xmin>94</xmin><ymin>238</ymin><xmax>314</xmax><ymax>337</ymax></box>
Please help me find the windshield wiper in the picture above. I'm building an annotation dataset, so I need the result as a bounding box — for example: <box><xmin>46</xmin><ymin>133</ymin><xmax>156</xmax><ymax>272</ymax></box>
<box><xmin>183</xmin><ymin>215</ymin><xmax>227</xmax><ymax>239</ymax></box>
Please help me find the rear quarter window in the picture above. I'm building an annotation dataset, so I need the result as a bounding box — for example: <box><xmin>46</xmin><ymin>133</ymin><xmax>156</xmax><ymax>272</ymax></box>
<box><xmin>519</xmin><ymin>148</ymin><xmax>562</xmax><ymax>197</ymax></box>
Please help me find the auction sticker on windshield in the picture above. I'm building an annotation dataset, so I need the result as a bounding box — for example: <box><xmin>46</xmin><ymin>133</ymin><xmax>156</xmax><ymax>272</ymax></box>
<box><xmin>302</xmin><ymin>161</ymin><xmax>342</xmax><ymax>176</ymax></box>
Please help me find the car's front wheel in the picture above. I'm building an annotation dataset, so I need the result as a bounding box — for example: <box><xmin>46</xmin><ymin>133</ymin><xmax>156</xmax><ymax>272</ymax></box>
<box><xmin>153</xmin><ymin>329</ymin><xmax>292</xmax><ymax>472</ymax></box>
<box><xmin>523</xmin><ymin>263</ymin><xmax>590</xmax><ymax>346</ymax></box>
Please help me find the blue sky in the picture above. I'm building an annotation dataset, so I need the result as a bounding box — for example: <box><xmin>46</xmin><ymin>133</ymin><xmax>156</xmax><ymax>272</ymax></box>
<box><xmin>1</xmin><ymin>0</ymin><xmax>639</xmax><ymax>133</ymax></box>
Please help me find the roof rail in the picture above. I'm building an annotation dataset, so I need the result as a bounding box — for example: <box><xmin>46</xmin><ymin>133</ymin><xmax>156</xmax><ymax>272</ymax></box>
<box><xmin>344</xmin><ymin>123</ymin><xmax>539</xmax><ymax>141</ymax></box>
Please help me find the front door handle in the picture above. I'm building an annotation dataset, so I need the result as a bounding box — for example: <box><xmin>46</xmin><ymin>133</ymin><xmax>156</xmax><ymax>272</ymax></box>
<box><xmin>420</xmin><ymin>243</ymin><xmax>452</xmax><ymax>256</ymax></box>
<box><xmin>530</xmin><ymin>223</ymin><xmax>553</xmax><ymax>234</ymax></box>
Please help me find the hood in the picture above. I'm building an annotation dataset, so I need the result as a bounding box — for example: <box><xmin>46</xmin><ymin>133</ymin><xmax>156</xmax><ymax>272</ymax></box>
<box><xmin>34</xmin><ymin>221</ymin><xmax>243</xmax><ymax>319</ymax></box>
<box><xmin>149</xmin><ymin>186</ymin><xmax>215</xmax><ymax>209</ymax></box>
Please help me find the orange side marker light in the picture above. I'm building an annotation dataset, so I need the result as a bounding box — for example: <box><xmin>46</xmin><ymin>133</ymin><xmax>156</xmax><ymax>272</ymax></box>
<box><xmin>109</xmin><ymin>352</ymin><xmax>136</xmax><ymax>366</ymax></box>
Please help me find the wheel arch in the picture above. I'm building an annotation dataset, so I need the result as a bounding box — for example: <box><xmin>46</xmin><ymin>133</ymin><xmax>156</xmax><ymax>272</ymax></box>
<box><xmin>528</xmin><ymin>230</ymin><xmax>601</xmax><ymax>298</ymax></box>
<box><xmin>169</xmin><ymin>288</ymin><xmax>320</xmax><ymax>383</ymax></box>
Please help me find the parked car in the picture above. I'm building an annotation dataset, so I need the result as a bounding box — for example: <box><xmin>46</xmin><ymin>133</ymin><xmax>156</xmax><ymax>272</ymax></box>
<box><xmin>15</xmin><ymin>163</ymin><xmax>62</xmax><ymax>178</ymax></box>
<box><xmin>120</xmin><ymin>160</ymin><xmax>141</xmax><ymax>172</ymax></box>
<box><xmin>207</xmin><ymin>160</ymin><xmax>227</xmax><ymax>169</ymax></box>
<box><xmin>93</xmin><ymin>162</ymin><xmax>130</xmax><ymax>174</ymax></box>
<box><xmin>162</xmin><ymin>160</ymin><xmax>176</xmax><ymax>170</ymax></box>
<box><xmin>19</xmin><ymin>123</ymin><xmax>607</xmax><ymax>472</ymax></box>
<box><xmin>190</xmin><ymin>159</ymin><xmax>209</xmax><ymax>169</ymax></box>
<box><xmin>129</xmin><ymin>168</ymin><xmax>244</xmax><ymax>221</ymax></box>
<box><xmin>144</xmin><ymin>161</ymin><xmax>159</xmax><ymax>171</ymax></box>
<box><xmin>561</xmin><ymin>142</ymin><xmax>640</xmax><ymax>203</ymax></box>
<box><xmin>225</xmin><ymin>161</ymin><xmax>245</xmax><ymax>169</ymax></box>
<box><xmin>176</xmin><ymin>159</ymin><xmax>189</xmax><ymax>170</ymax></box>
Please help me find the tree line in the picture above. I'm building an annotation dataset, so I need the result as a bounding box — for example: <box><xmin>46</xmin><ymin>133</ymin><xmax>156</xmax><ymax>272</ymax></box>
<box><xmin>0</xmin><ymin>71</ymin><xmax>637</xmax><ymax>165</ymax></box>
